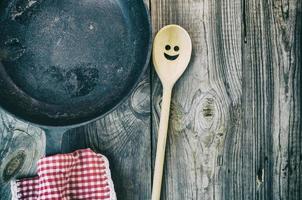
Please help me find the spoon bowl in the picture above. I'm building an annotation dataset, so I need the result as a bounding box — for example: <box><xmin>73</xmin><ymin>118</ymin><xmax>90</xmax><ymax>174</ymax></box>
<box><xmin>153</xmin><ymin>25</ymin><xmax>192</xmax><ymax>88</ymax></box>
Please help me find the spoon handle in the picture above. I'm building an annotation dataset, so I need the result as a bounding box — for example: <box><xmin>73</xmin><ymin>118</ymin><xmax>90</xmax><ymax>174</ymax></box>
<box><xmin>152</xmin><ymin>87</ymin><xmax>172</xmax><ymax>200</ymax></box>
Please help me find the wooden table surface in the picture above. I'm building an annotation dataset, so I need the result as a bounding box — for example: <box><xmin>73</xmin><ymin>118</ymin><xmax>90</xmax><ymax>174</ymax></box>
<box><xmin>0</xmin><ymin>0</ymin><xmax>301</xmax><ymax>199</ymax></box>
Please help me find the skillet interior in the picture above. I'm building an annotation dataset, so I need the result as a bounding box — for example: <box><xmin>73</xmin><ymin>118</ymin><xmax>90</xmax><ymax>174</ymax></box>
<box><xmin>0</xmin><ymin>0</ymin><xmax>151</xmax><ymax>126</ymax></box>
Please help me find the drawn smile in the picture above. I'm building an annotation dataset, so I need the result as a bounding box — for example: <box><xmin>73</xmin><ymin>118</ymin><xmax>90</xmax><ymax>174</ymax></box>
<box><xmin>164</xmin><ymin>53</ymin><xmax>179</xmax><ymax>61</ymax></box>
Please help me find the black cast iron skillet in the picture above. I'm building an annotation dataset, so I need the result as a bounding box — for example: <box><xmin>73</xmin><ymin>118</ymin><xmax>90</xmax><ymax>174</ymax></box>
<box><xmin>0</xmin><ymin>0</ymin><xmax>151</xmax><ymax>154</ymax></box>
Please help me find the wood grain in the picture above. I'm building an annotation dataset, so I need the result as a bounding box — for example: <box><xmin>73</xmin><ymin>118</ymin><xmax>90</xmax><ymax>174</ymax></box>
<box><xmin>241</xmin><ymin>1</ymin><xmax>302</xmax><ymax>199</ymax></box>
<box><xmin>151</xmin><ymin>0</ymin><xmax>242</xmax><ymax>199</ymax></box>
<box><xmin>151</xmin><ymin>0</ymin><xmax>301</xmax><ymax>200</ymax></box>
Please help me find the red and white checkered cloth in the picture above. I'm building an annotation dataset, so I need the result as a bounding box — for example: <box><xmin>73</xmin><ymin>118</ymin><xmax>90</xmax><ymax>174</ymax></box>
<box><xmin>11</xmin><ymin>149</ymin><xmax>116</xmax><ymax>200</ymax></box>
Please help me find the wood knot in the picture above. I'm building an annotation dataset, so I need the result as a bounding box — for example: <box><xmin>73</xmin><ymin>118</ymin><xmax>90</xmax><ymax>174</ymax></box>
<box><xmin>130</xmin><ymin>81</ymin><xmax>150</xmax><ymax>116</ymax></box>
<box><xmin>3</xmin><ymin>150</ymin><xmax>26</xmax><ymax>182</ymax></box>
<box><xmin>202</xmin><ymin>98</ymin><xmax>215</xmax><ymax>120</ymax></box>
<box><xmin>193</xmin><ymin>92</ymin><xmax>225</xmax><ymax>132</ymax></box>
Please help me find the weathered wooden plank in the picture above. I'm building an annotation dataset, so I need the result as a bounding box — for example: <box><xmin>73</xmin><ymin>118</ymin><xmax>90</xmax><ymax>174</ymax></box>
<box><xmin>151</xmin><ymin>0</ymin><xmax>301</xmax><ymax>200</ymax></box>
<box><xmin>241</xmin><ymin>0</ymin><xmax>302</xmax><ymax>200</ymax></box>
<box><xmin>151</xmin><ymin>0</ymin><xmax>242</xmax><ymax>199</ymax></box>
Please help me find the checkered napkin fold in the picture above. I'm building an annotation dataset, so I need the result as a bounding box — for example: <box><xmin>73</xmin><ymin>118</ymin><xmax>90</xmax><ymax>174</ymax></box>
<box><xmin>11</xmin><ymin>149</ymin><xmax>116</xmax><ymax>200</ymax></box>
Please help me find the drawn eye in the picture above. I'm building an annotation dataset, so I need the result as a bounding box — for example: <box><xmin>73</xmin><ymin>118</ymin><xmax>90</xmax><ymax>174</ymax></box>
<box><xmin>174</xmin><ymin>46</ymin><xmax>179</xmax><ymax>51</ymax></box>
<box><xmin>165</xmin><ymin>45</ymin><xmax>171</xmax><ymax>50</ymax></box>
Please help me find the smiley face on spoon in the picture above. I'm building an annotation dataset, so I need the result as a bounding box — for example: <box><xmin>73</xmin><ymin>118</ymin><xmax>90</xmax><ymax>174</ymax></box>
<box><xmin>164</xmin><ymin>44</ymin><xmax>180</xmax><ymax>60</ymax></box>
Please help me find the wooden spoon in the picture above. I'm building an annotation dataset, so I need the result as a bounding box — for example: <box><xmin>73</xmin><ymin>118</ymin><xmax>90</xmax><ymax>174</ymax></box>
<box><xmin>152</xmin><ymin>25</ymin><xmax>192</xmax><ymax>200</ymax></box>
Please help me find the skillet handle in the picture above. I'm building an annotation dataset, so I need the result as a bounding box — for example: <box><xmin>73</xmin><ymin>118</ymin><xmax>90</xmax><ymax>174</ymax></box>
<box><xmin>44</xmin><ymin>128</ymin><xmax>68</xmax><ymax>155</ymax></box>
